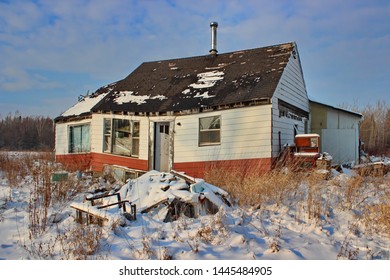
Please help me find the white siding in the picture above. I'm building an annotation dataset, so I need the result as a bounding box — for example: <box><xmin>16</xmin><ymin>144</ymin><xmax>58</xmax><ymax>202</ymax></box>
<box><xmin>55</xmin><ymin>119</ymin><xmax>92</xmax><ymax>155</ymax></box>
<box><xmin>90</xmin><ymin>115</ymin><xmax>104</xmax><ymax>154</ymax></box>
<box><xmin>92</xmin><ymin>114</ymin><xmax>150</xmax><ymax>160</ymax></box>
<box><xmin>272</xmin><ymin>51</ymin><xmax>309</xmax><ymax>112</ymax></box>
<box><xmin>55</xmin><ymin>123</ymin><xmax>68</xmax><ymax>155</ymax></box>
<box><xmin>326</xmin><ymin>109</ymin><xmax>360</xmax><ymax>129</ymax></box>
<box><xmin>174</xmin><ymin>105</ymin><xmax>272</xmax><ymax>163</ymax></box>
<box><xmin>271</xmin><ymin>50</ymin><xmax>310</xmax><ymax>157</ymax></box>
<box><xmin>322</xmin><ymin>129</ymin><xmax>358</xmax><ymax>165</ymax></box>
<box><xmin>324</xmin><ymin>108</ymin><xmax>360</xmax><ymax>164</ymax></box>
<box><xmin>272</xmin><ymin>113</ymin><xmax>306</xmax><ymax>156</ymax></box>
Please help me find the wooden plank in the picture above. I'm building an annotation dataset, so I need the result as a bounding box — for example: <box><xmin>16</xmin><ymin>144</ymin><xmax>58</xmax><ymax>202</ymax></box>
<box><xmin>140</xmin><ymin>198</ymin><xmax>169</xmax><ymax>214</ymax></box>
<box><xmin>170</xmin><ymin>170</ymin><xmax>196</xmax><ymax>184</ymax></box>
<box><xmin>70</xmin><ymin>204</ymin><xmax>109</xmax><ymax>225</ymax></box>
<box><xmin>97</xmin><ymin>200</ymin><xmax>130</xmax><ymax>212</ymax></box>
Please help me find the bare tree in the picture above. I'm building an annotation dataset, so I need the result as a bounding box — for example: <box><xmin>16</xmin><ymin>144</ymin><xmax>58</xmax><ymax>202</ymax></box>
<box><xmin>0</xmin><ymin>113</ymin><xmax>54</xmax><ymax>151</ymax></box>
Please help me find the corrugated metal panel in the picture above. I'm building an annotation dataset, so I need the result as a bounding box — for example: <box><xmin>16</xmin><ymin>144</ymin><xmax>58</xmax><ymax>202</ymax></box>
<box><xmin>321</xmin><ymin>128</ymin><xmax>358</xmax><ymax>164</ymax></box>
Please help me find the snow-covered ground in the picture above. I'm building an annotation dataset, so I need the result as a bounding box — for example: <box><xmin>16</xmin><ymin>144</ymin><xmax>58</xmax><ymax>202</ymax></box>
<box><xmin>0</xmin><ymin>158</ymin><xmax>389</xmax><ymax>261</ymax></box>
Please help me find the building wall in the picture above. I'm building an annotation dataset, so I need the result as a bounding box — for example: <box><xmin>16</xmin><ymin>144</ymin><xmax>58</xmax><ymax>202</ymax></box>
<box><xmin>172</xmin><ymin>105</ymin><xmax>273</xmax><ymax>177</ymax></box>
<box><xmin>174</xmin><ymin>105</ymin><xmax>272</xmax><ymax>162</ymax></box>
<box><xmin>91</xmin><ymin>114</ymin><xmax>149</xmax><ymax>160</ymax></box>
<box><xmin>321</xmin><ymin>129</ymin><xmax>358</xmax><ymax>165</ymax></box>
<box><xmin>271</xmin><ymin>49</ymin><xmax>310</xmax><ymax>157</ymax></box>
<box><xmin>56</xmin><ymin>106</ymin><xmax>274</xmax><ymax>176</ymax></box>
<box><xmin>55</xmin><ymin>118</ymin><xmax>93</xmax><ymax>171</ymax></box>
<box><xmin>310</xmin><ymin>102</ymin><xmax>361</xmax><ymax>164</ymax></box>
<box><xmin>55</xmin><ymin>114</ymin><xmax>150</xmax><ymax>172</ymax></box>
<box><xmin>55</xmin><ymin>118</ymin><xmax>92</xmax><ymax>155</ymax></box>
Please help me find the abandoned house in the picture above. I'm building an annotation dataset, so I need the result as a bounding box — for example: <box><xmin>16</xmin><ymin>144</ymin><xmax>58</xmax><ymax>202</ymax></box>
<box><xmin>54</xmin><ymin>23</ymin><xmax>360</xmax><ymax>178</ymax></box>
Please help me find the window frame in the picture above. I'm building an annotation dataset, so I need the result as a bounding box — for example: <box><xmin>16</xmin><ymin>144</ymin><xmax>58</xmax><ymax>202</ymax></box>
<box><xmin>198</xmin><ymin>115</ymin><xmax>221</xmax><ymax>147</ymax></box>
<box><xmin>103</xmin><ymin>118</ymin><xmax>140</xmax><ymax>158</ymax></box>
<box><xmin>68</xmin><ymin>123</ymin><xmax>90</xmax><ymax>153</ymax></box>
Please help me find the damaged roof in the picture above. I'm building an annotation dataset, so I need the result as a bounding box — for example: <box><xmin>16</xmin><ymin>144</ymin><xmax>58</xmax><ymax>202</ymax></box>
<box><xmin>93</xmin><ymin>42</ymin><xmax>296</xmax><ymax>114</ymax></box>
<box><xmin>56</xmin><ymin>42</ymin><xmax>296</xmax><ymax>121</ymax></box>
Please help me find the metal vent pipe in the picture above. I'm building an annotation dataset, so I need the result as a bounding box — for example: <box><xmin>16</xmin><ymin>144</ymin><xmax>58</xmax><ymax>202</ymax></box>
<box><xmin>209</xmin><ymin>21</ymin><xmax>218</xmax><ymax>55</ymax></box>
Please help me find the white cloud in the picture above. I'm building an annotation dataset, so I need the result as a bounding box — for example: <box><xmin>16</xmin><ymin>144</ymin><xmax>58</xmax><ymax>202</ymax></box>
<box><xmin>0</xmin><ymin>0</ymin><xmax>389</xmax><ymax>116</ymax></box>
<box><xmin>0</xmin><ymin>67</ymin><xmax>60</xmax><ymax>91</ymax></box>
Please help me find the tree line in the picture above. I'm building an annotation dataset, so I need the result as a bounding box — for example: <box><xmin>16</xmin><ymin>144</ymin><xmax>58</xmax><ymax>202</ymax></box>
<box><xmin>356</xmin><ymin>101</ymin><xmax>390</xmax><ymax>156</ymax></box>
<box><xmin>0</xmin><ymin>113</ymin><xmax>54</xmax><ymax>151</ymax></box>
<box><xmin>0</xmin><ymin>101</ymin><xmax>389</xmax><ymax>155</ymax></box>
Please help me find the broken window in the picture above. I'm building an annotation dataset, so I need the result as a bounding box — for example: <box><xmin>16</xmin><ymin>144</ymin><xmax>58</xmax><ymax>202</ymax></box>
<box><xmin>69</xmin><ymin>124</ymin><xmax>90</xmax><ymax>153</ymax></box>
<box><xmin>199</xmin><ymin>115</ymin><xmax>221</xmax><ymax>146</ymax></box>
<box><xmin>103</xmin><ymin>118</ymin><xmax>140</xmax><ymax>157</ymax></box>
<box><xmin>113</xmin><ymin>119</ymin><xmax>131</xmax><ymax>156</ymax></box>
<box><xmin>103</xmin><ymin>119</ymin><xmax>112</xmax><ymax>153</ymax></box>
<box><xmin>278</xmin><ymin>99</ymin><xmax>309</xmax><ymax>120</ymax></box>
<box><xmin>132</xmin><ymin>121</ymin><xmax>140</xmax><ymax>156</ymax></box>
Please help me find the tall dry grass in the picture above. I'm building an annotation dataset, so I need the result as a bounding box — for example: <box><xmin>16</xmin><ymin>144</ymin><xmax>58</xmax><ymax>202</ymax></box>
<box><xmin>0</xmin><ymin>152</ymin><xmax>54</xmax><ymax>186</ymax></box>
<box><xmin>0</xmin><ymin>151</ymin><xmax>105</xmax><ymax>259</ymax></box>
<box><xmin>205</xmin><ymin>161</ymin><xmax>390</xmax><ymax>239</ymax></box>
<box><xmin>0</xmin><ymin>152</ymin><xmax>88</xmax><ymax>236</ymax></box>
<box><xmin>204</xmin><ymin>163</ymin><xmax>310</xmax><ymax>207</ymax></box>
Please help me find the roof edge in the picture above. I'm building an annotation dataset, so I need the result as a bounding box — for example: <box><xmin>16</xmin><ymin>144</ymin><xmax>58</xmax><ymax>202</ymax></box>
<box><xmin>142</xmin><ymin>41</ymin><xmax>296</xmax><ymax>64</ymax></box>
<box><xmin>309</xmin><ymin>99</ymin><xmax>363</xmax><ymax>118</ymax></box>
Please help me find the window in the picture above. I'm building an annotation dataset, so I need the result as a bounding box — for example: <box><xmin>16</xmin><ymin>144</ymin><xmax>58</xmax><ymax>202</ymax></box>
<box><xmin>132</xmin><ymin>121</ymin><xmax>140</xmax><ymax>156</ymax></box>
<box><xmin>294</xmin><ymin>124</ymin><xmax>299</xmax><ymax>137</ymax></box>
<box><xmin>113</xmin><ymin>119</ymin><xmax>131</xmax><ymax>156</ymax></box>
<box><xmin>278</xmin><ymin>99</ymin><xmax>309</xmax><ymax>120</ymax></box>
<box><xmin>103</xmin><ymin>119</ymin><xmax>112</xmax><ymax>153</ymax></box>
<box><xmin>69</xmin><ymin>124</ymin><xmax>90</xmax><ymax>153</ymax></box>
<box><xmin>199</xmin><ymin>116</ymin><xmax>221</xmax><ymax>146</ymax></box>
<box><xmin>103</xmin><ymin>118</ymin><xmax>140</xmax><ymax>157</ymax></box>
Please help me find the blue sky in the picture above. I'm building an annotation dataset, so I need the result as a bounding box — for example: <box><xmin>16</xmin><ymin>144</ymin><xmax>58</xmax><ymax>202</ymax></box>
<box><xmin>0</xmin><ymin>0</ymin><xmax>389</xmax><ymax>117</ymax></box>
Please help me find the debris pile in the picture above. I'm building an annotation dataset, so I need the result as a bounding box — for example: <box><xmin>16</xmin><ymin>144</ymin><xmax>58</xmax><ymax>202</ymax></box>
<box><xmin>70</xmin><ymin>170</ymin><xmax>231</xmax><ymax>226</ymax></box>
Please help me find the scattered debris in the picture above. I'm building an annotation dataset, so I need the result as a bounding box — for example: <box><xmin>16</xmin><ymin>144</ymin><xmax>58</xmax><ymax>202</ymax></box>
<box><xmin>352</xmin><ymin>162</ymin><xmax>389</xmax><ymax>177</ymax></box>
<box><xmin>70</xmin><ymin>170</ymin><xmax>231</xmax><ymax>226</ymax></box>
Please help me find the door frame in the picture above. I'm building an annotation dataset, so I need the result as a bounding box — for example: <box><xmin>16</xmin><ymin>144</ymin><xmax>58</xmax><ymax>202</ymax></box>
<box><xmin>149</xmin><ymin>118</ymin><xmax>174</xmax><ymax>172</ymax></box>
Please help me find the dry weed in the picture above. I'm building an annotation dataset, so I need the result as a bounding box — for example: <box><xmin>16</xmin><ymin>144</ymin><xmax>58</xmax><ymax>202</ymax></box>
<box><xmin>363</xmin><ymin>196</ymin><xmax>390</xmax><ymax>237</ymax></box>
<box><xmin>268</xmin><ymin>223</ymin><xmax>282</xmax><ymax>253</ymax></box>
<box><xmin>57</xmin><ymin>223</ymin><xmax>104</xmax><ymax>259</ymax></box>
<box><xmin>139</xmin><ymin>236</ymin><xmax>155</xmax><ymax>259</ymax></box>
<box><xmin>205</xmin><ymin>163</ymin><xmax>313</xmax><ymax>207</ymax></box>
<box><xmin>158</xmin><ymin>247</ymin><xmax>173</xmax><ymax>260</ymax></box>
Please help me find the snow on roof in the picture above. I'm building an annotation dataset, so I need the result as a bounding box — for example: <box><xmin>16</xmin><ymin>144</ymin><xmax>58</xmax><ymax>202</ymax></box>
<box><xmin>113</xmin><ymin>91</ymin><xmax>167</xmax><ymax>105</ymax></box>
<box><xmin>194</xmin><ymin>91</ymin><xmax>215</xmax><ymax>99</ymax></box>
<box><xmin>91</xmin><ymin>43</ymin><xmax>295</xmax><ymax>113</ymax></box>
<box><xmin>188</xmin><ymin>70</ymin><xmax>224</xmax><ymax>89</ymax></box>
<box><xmin>61</xmin><ymin>92</ymin><xmax>108</xmax><ymax>117</ymax></box>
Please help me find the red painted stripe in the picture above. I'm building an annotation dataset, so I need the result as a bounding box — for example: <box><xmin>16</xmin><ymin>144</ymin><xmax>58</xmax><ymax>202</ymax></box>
<box><xmin>91</xmin><ymin>153</ymin><xmax>148</xmax><ymax>172</ymax></box>
<box><xmin>56</xmin><ymin>154</ymin><xmax>92</xmax><ymax>172</ymax></box>
<box><xmin>173</xmin><ymin>158</ymin><xmax>272</xmax><ymax>178</ymax></box>
<box><xmin>56</xmin><ymin>153</ymin><xmax>148</xmax><ymax>172</ymax></box>
<box><xmin>56</xmin><ymin>153</ymin><xmax>272</xmax><ymax>177</ymax></box>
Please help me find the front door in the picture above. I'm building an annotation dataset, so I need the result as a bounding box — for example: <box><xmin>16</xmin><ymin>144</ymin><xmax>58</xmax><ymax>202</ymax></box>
<box><xmin>154</xmin><ymin>122</ymin><xmax>170</xmax><ymax>172</ymax></box>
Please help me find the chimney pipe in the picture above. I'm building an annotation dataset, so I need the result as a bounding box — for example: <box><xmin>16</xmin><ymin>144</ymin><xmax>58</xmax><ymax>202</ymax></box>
<box><xmin>209</xmin><ymin>21</ymin><xmax>218</xmax><ymax>55</ymax></box>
